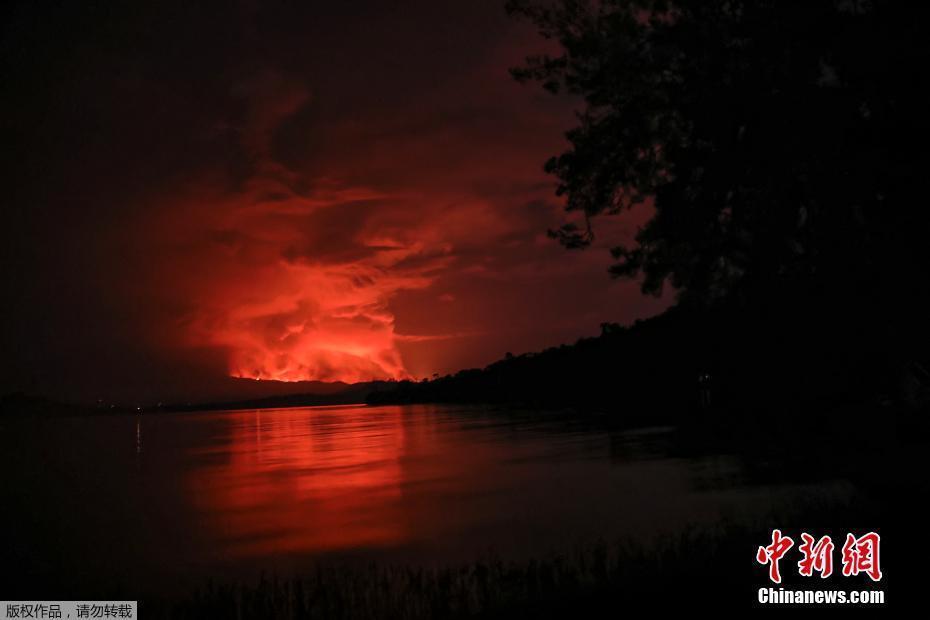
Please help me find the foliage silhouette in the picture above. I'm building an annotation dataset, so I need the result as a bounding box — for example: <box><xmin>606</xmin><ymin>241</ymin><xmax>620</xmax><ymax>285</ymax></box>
<box><xmin>367</xmin><ymin>301</ymin><xmax>925</xmax><ymax>420</ymax></box>
<box><xmin>369</xmin><ymin>0</ymin><xmax>930</xmax><ymax>417</ymax></box>
<box><xmin>506</xmin><ymin>0</ymin><xmax>930</xmax><ymax>330</ymax></box>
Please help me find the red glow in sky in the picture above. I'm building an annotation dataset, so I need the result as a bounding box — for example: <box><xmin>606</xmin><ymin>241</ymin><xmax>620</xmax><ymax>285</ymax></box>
<box><xmin>144</xmin><ymin>65</ymin><xmax>664</xmax><ymax>386</ymax></box>
<box><xmin>2</xmin><ymin>1</ymin><xmax>669</xmax><ymax>400</ymax></box>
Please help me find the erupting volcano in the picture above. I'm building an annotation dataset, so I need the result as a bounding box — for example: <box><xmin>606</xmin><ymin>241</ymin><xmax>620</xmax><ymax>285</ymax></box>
<box><xmin>220</xmin><ymin>286</ymin><xmax>412</xmax><ymax>384</ymax></box>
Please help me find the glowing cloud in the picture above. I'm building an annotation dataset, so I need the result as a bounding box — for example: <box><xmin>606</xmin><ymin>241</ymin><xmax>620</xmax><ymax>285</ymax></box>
<box><xmin>145</xmin><ymin>77</ymin><xmax>450</xmax><ymax>383</ymax></box>
<box><xmin>171</xmin><ymin>181</ymin><xmax>445</xmax><ymax>383</ymax></box>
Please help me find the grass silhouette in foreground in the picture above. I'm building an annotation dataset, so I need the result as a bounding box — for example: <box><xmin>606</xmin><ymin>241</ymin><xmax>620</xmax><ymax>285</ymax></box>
<box><xmin>140</xmin><ymin>491</ymin><xmax>909</xmax><ymax>618</ymax></box>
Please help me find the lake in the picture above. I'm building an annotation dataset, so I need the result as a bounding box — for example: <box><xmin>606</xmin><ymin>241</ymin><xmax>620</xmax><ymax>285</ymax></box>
<box><xmin>0</xmin><ymin>404</ymin><xmax>842</xmax><ymax>597</ymax></box>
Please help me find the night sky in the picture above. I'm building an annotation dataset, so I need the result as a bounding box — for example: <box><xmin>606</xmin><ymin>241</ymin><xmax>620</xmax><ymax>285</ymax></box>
<box><xmin>2</xmin><ymin>0</ymin><xmax>668</xmax><ymax>403</ymax></box>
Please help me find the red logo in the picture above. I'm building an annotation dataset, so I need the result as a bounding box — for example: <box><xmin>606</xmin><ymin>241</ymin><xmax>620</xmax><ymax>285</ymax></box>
<box><xmin>757</xmin><ymin>530</ymin><xmax>881</xmax><ymax>583</ymax></box>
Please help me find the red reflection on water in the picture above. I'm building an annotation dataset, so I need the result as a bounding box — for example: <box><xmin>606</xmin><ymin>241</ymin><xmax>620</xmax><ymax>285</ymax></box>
<box><xmin>187</xmin><ymin>406</ymin><xmax>409</xmax><ymax>556</ymax></box>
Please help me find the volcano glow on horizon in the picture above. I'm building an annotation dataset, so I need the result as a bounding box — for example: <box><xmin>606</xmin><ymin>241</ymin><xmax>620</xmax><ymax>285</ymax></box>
<box><xmin>226</xmin><ymin>323</ymin><xmax>411</xmax><ymax>384</ymax></box>
<box><xmin>205</xmin><ymin>263</ymin><xmax>420</xmax><ymax>384</ymax></box>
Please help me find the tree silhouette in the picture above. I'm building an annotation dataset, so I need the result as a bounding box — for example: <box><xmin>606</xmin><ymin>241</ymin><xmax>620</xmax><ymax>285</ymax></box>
<box><xmin>372</xmin><ymin>2</ymin><xmax>930</xmax><ymax>413</ymax></box>
<box><xmin>508</xmin><ymin>0</ymin><xmax>930</xmax><ymax>320</ymax></box>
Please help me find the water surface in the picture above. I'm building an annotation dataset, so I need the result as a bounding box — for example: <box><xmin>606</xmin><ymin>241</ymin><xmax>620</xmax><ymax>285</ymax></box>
<box><xmin>1</xmin><ymin>404</ymin><xmax>837</xmax><ymax>595</ymax></box>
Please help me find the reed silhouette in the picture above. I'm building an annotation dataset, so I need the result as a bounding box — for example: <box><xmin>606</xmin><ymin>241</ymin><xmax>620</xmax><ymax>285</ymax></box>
<box><xmin>138</xmin><ymin>492</ymin><xmax>905</xmax><ymax>617</ymax></box>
